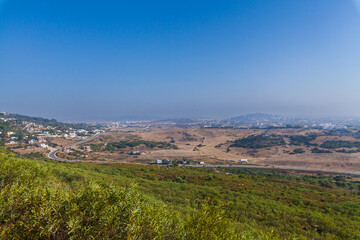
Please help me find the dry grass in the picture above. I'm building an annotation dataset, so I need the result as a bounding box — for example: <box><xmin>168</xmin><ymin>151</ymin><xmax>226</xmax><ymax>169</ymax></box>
<box><xmin>66</xmin><ymin>127</ymin><xmax>360</xmax><ymax>172</ymax></box>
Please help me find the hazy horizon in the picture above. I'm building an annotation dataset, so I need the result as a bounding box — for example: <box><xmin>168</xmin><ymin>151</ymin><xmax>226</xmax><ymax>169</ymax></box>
<box><xmin>1</xmin><ymin>0</ymin><xmax>360</xmax><ymax>121</ymax></box>
<box><xmin>3</xmin><ymin>110</ymin><xmax>360</xmax><ymax>123</ymax></box>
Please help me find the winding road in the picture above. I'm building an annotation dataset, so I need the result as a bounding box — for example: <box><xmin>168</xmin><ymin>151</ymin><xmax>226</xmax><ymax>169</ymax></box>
<box><xmin>48</xmin><ymin>133</ymin><xmax>109</xmax><ymax>163</ymax></box>
<box><xmin>48</xmin><ymin>133</ymin><xmax>360</xmax><ymax>175</ymax></box>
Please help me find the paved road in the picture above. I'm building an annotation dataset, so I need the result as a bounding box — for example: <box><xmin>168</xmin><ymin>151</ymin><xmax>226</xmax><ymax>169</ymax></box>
<box><xmin>48</xmin><ymin>134</ymin><xmax>360</xmax><ymax>175</ymax></box>
<box><xmin>182</xmin><ymin>164</ymin><xmax>360</xmax><ymax>176</ymax></box>
<box><xmin>48</xmin><ymin>133</ymin><xmax>112</xmax><ymax>163</ymax></box>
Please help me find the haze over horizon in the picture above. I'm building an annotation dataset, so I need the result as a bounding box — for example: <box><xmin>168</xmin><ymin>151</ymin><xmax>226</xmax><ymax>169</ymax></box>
<box><xmin>1</xmin><ymin>0</ymin><xmax>360</xmax><ymax>121</ymax></box>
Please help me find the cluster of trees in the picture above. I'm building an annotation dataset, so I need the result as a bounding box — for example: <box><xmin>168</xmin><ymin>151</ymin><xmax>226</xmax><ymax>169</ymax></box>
<box><xmin>180</xmin><ymin>131</ymin><xmax>197</xmax><ymax>141</ymax></box>
<box><xmin>89</xmin><ymin>143</ymin><xmax>104</xmax><ymax>152</ymax></box>
<box><xmin>230</xmin><ymin>134</ymin><xmax>286</xmax><ymax>149</ymax></box>
<box><xmin>335</xmin><ymin>149</ymin><xmax>360</xmax><ymax>154</ymax></box>
<box><xmin>105</xmin><ymin>139</ymin><xmax>178</xmax><ymax>151</ymax></box>
<box><xmin>290</xmin><ymin>148</ymin><xmax>305</xmax><ymax>154</ymax></box>
<box><xmin>320</xmin><ymin>140</ymin><xmax>360</xmax><ymax>149</ymax></box>
<box><xmin>228</xmin><ymin>133</ymin><xmax>360</xmax><ymax>155</ymax></box>
<box><xmin>311</xmin><ymin>148</ymin><xmax>332</xmax><ymax>153</ymax></box>
<box><xmin>67</xmin><ymin>149</ymin><xmax>85</xmax><ymax>157</ymax></box>
<box><xmin>325</xmin><ymin>129</ymin><xmax>354</xmax><ymax>137</ymax></box>
<box><xmin>288</xmin><ymin>134</ymin><xmax>317</xmax><ymax>146</ymax></box>
<box><xmin>84</xmin><ymin>140</ymin><xmax>179</xmax><ymax>153</ymax></box>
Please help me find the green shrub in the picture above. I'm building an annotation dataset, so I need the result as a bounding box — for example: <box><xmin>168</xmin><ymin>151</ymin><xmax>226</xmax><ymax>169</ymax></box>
<box><xmin>0</xmin><ymin>148</ymin><xmax>236</xmax><ymax>240</ymax></box>
<box><xmin>311</xmin><ymin>148</ymin><xmax>332</xmax><ymax>153</ymax></box>
<box><xmin>230</xmin><ymin>135</ymin><xmax>285</xmax><ymax>149</ymax></box>
<box><xmin>290</xmin><ymin>148</ymin><xmax>305</xmax><ymax>154</ymax></box>
<box><xmin>1</xmin><ymin>147</ymin><xmax>359</xmax><ymax>239</ymax></box>
<box><xmin>320</xmin><ymin>140</ymin><xmax>360</xmax><ymax>149</ymax></box>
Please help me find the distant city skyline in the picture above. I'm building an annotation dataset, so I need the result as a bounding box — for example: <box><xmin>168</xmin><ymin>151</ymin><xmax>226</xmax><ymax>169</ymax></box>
<box><xmin>1</xmin><ymin>0</ymin><xmax>360</xmax><ymax>121</ymax></box>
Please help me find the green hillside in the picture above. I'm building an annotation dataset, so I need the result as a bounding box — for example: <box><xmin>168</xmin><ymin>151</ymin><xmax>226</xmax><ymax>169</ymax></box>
<box><xmin>0</xmin><ymin>147</ymin><xmax>359</xmax><ymax>239</ymax></box>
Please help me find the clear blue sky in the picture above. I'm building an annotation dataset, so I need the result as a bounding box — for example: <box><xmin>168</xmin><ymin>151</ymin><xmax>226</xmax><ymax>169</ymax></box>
<box><xmin>1</xmin><ymin>0</ymin><xmax>360</xmax><ymax>121</ymax></box>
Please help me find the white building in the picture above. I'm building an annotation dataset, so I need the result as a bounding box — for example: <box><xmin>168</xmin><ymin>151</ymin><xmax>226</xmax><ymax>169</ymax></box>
<box><xmin>38</xmin><ymin>143</ymin><xmax>49</xmax><ymax>149</ymax></box>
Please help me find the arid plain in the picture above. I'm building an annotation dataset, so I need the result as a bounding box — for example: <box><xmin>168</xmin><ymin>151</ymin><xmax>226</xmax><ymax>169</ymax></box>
<box><xmin>53</xmin><ymin>126</ymin><xmax>360</xmax><ymax>172</ymax></box>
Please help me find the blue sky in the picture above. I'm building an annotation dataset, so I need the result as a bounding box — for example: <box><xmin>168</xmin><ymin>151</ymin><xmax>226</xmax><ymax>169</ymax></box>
<box><xmin>1</xmin><ymin>0</ymin><xmax>360</xmax><ymax>121</ymax></box>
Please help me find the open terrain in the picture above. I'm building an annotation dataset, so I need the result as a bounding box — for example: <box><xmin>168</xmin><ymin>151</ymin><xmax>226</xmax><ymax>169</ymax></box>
<box><xmin>57</xmin><ymin>127</ymin><xmax>360</xmax><ymax>172</ymax></box>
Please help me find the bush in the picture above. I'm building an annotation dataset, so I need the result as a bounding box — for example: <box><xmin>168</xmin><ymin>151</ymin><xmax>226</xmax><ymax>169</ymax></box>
<box><xmin>290</xmin><ymin>148</ymin><xmax>305</xmax><ymax>154</ymax></box>
<box><xmin>0</xmin><ymin>148</ymin><xmax>236</xmax><ymax>240</ymax></box>
<box><xmin>311</xmin><ymin>148</ymin><xmax>332</xmax><ymax>154</ymax></box>
<box><xmin>185</xmin><ymin>201</ymin><xmax>235</xmax><ymax>240</ymax></box>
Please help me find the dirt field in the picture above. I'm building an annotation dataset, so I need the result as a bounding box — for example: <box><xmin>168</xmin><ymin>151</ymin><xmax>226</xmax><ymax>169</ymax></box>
<box><xmin>65</xmin><ymin>127</ymin><xmax>360</xmax><ymax>172</ymax></box>
<box><xmin>46</xmin><ymin>137</ymin><xmax>78</xmax><ymax>147</ymax></box>
<box><xmin>12</xmin><ymin>147</ymin><xmax>48</xmax><ymax>157</ymax></box>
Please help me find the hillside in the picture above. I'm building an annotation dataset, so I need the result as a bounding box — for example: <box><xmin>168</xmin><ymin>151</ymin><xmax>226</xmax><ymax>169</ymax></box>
<box><xmin>1</xmin><ymin>147</ymin><xmax>360</xmax><ymax>239</ymax></box>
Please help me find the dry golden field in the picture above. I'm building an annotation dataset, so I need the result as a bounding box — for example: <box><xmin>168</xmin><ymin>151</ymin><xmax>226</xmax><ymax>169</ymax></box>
<box><xmin>12</xmin><ymin>147</ymin><xmax>48</xmax><ymax>157</ymax></box>
<box><xmin>60</xmin><ymin>127</ymin><xmax>360</xmax><ymax>172</ymax></box>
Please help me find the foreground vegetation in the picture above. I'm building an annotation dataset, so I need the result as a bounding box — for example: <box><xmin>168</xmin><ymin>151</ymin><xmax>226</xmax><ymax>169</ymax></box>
<box><xmin>1</xmin><ymin>148</ymin><xmax>360</xmax><ymax>239</ymax></box>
